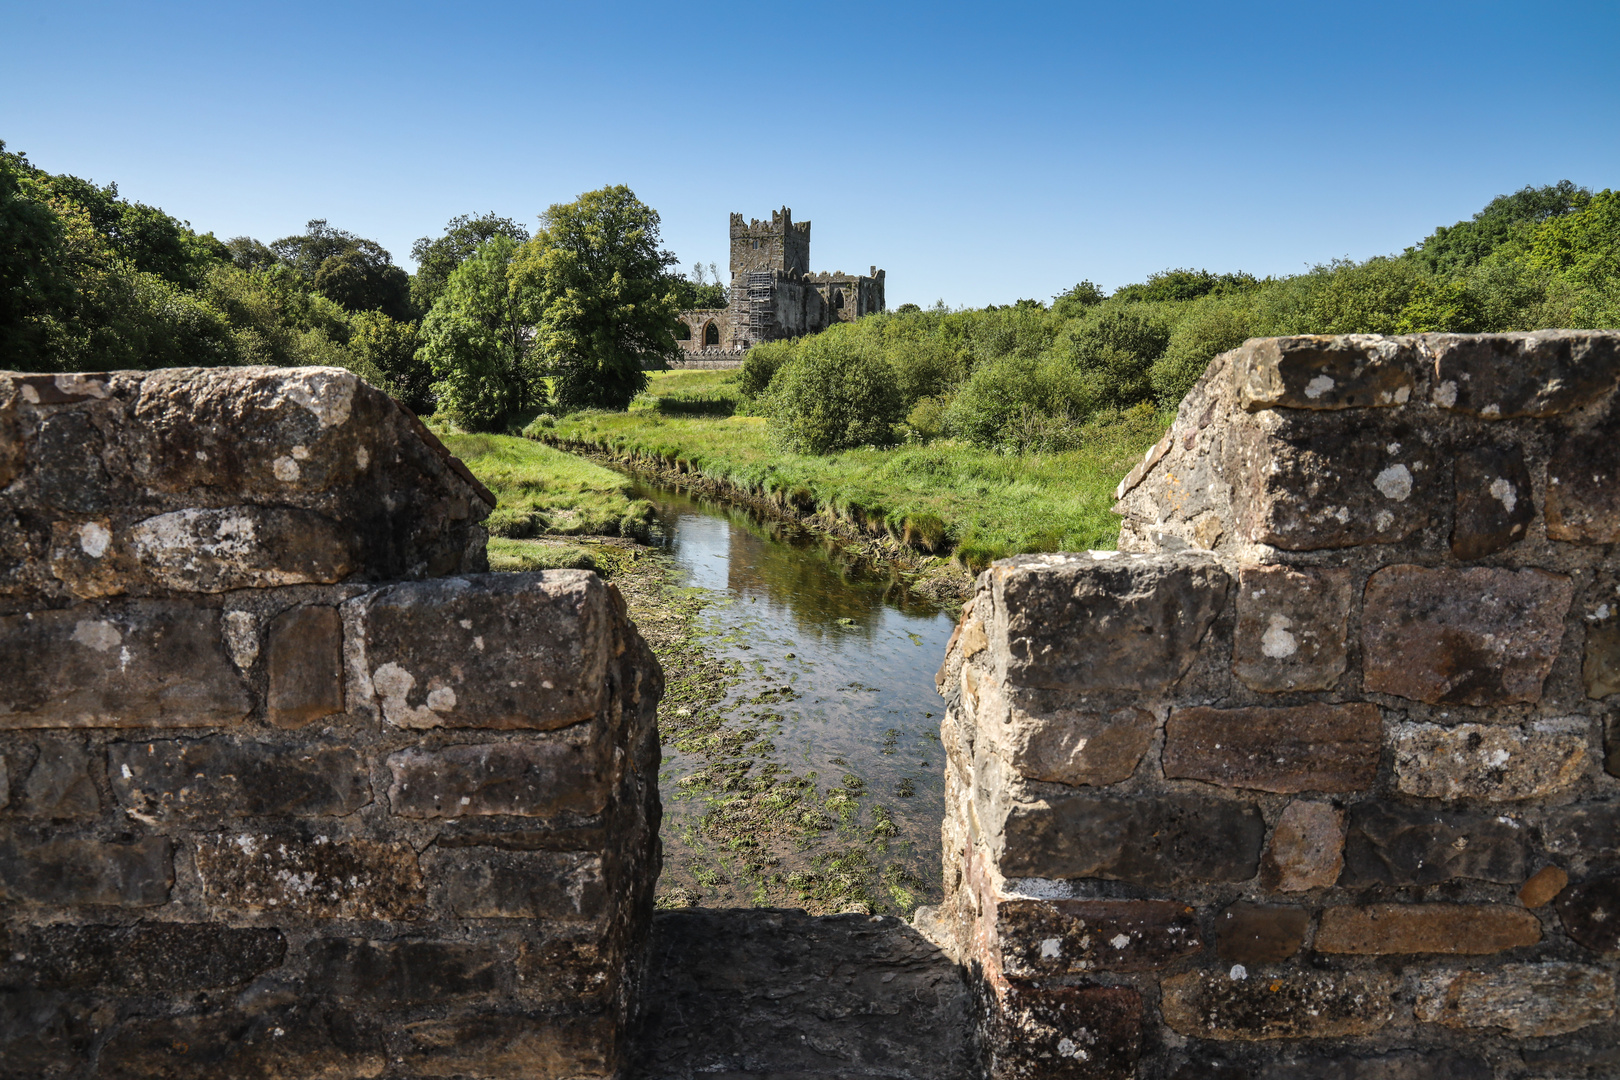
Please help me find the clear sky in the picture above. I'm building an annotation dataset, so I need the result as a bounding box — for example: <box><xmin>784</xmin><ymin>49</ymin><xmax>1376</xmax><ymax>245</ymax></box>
<box><xmin>4</xmin><ymin>1</ymin><xmax>1617</xmax><ymax>308</ymax></box>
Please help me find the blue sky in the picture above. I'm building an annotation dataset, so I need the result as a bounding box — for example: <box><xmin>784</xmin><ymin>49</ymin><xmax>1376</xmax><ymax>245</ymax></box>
<box><xmin>4</xmin><ymin>1</ymin><xmax>1617</xmax><ymax>307</ymax></box>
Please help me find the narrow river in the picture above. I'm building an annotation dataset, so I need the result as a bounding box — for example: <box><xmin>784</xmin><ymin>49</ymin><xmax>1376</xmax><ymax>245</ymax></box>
<box><xmin>632</xmin><ymin>481</ymin><xmax>956</xmax><ymax>915</ymax></box>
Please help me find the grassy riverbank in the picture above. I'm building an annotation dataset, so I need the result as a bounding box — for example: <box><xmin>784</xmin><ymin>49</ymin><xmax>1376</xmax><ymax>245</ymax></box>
<box><xmin>533</xmin><ymin>369</ymin><xmax>1166</xmax><ymax>568</ymax></box>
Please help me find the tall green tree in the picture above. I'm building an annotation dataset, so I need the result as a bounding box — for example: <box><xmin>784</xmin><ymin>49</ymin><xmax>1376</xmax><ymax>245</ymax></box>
<box><xmin>410</xmin><ymin>213</ymin><xmax>531</xmax><ymax>312</ymax></box>
<box><xmin>271</xmin><ymin>219</ymin><xmax>414</xmax><ymax>320</ymax></box>
<box><xmin>419</xmin><ymin>235</ymin><xmax>538</xmax><ymax>430</ymax></box>
<box><xmin>513</xmin><ymin>185</ymin><xmax>681</xmax><ymax>411</ymax></box>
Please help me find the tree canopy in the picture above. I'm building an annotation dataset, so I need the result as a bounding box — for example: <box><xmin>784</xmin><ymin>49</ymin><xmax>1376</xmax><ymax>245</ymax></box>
<box><xmin>410</xmin><ymin>212</ymin><xmax>531</xmax><ymax>313</ymax></box>
<box><xmin>271</xmin><ymin>219</ymin><xmax>414</xmax><ymax>321</ymax></box>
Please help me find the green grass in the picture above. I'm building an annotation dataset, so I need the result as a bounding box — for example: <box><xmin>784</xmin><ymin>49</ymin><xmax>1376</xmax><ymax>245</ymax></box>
<box><xmin>539</xmin><ymin>371</ymin><xmax>1170</xmax><ymax>567</ymax></box>
<box><xmin>432</xmin><ymin>425</ymin><xmax>656</xmax><ymax>540</ymax></box>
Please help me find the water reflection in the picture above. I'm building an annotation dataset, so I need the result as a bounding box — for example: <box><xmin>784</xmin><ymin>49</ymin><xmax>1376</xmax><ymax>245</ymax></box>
<box><xmin>635</xmin><ymin>482</ymin><xmax>956</xmax><ymax>908</ymax></box>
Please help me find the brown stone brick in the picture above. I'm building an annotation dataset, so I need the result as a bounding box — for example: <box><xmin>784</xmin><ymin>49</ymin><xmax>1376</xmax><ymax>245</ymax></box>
<box><xmin>266</xmin><ymin>604</ymin><xmax>344</xmax><ymax>728</ymax></box>
<box><xmin>999</xmin><ymin>793</ymin><xmax>1264</xmax><ymax>887</ymax></box>
<box><xmin>0</xmin><ymin>834</ymin><xmax>171</xmax><ymax>906</ymax></box>
<box><xmin>1259</xmin><ymin>1051</ymin><xmax>1491</xmax><ymax>1080</ymax></box>
<box><xmin>1451</xmin><ymin>444</ymin><xmax>1535</xmax><ymax>559</ymax></box>
<box><xmin>1229</xmin><ymin>409</ymin><xmax>1442</xmax><ymax>549</ymax></box>
<box><xmin>1163</xmin><ymin>703</ymin><xmax>1380</xmax><ymax>794</ymax></box>
<box><xmin>305</xmin><ymin>939</ymin><xmax>505</xmax><ymax>1003</ymax></box>
<box><xmin>5</xmin><ymin>738</ymin><xmax>100</xmax><ymax>818</ymax></box>
<box><xmin>427</xmin><ymin>850</ymin><xmax>607</xmax><ymax>922</ymax></box>
<box><xmin>99</xmin><ymin>1003</ymin><xmax>387</xmax><ymax>1080</ymax></box>
<box><xmin>1548</xmin><ymin>406</ymin><xmax>1620</xmax><ymax>542</ymax></box>
<box><xmin>1545</xmin><ymin>803</ymin><xmax>1620</xmax><ymax>861</ymax></box>
<box><xmin>988</xmin><ymin>551</ymin><xmax>1229</xmax><ymax>693</ymax></box>
<box><xmin>126</xmin><ymin>506</ymin><xmax>358</xmax><ymax>592</ymax></box>
<box><xmin>996</xmin><ymin>898</ymin><xmax>1201</xmax><ymax>976</ymax></box>
<box><xmin>1390</xmin><ymin>721</ymin><xmax>1587</xmax><ymax>802</ymax></box>
<box><xmin>193</xmin><ymin>833</ymin><xmax>423</xmax><ymax>919</ymax></box>
<box><xmin>988</xmin><ymin>700</ymin><xmax>1154</xmax><ymax>787</ymax></box>
<box><xmin>0</xmin><ymin>601</ymin><xmax>251</xmax><ymax>729</ymax></box>
<box><xmin>1415</xmin><ymin>962</ymin><xmax>1615</xmax><ymax>1036</ymax></box>
<box><xmin>1362</xmin><ymin>565</ymin><xmax>1573</xmax><ymax>706</ymax></box>
<box><xmin>1519</xmin><ymin>865</ymin><xmax>1568</xmax><ymax>908</ymax></box>
<box><xmin>1215</xmin><ymin>902</ymin><xmax>1309</xmax><ymax>964</ymax></box>
<box><xmin>109</xmin><ymin>736</ymin><xmax>369</xmax><ymax>820</ymax></box>
<box><xmin>1161</xmin><ymin>970</ymin><xmax>1397</xmax><ymax>1040</ymax></box>
<box><xmin>1341</xmin><ymin>802</ymin><xmax>1527</xmax><ymax>887</ymax></box>
<box><xmin>348</xmin><ymin>572</ymin><xmax>611</xmax><ymax>731</ymax></box>
<box><xmin>398</xmin><ymin>1012</ymin><xmax>616</xmax><ymax>1080</ymax></box>
<box><xmin>1587</xmin><ymin>616</ymin><xmax>1620</xmax><ymax>699</ymax></box>
<box><xmin>1232</xmin><ymin>566</ymin><xmax>1352</xmax><ymax>692</ymax></box>
<box><xmin>1315</xmin><ymin>903</ymin><xmax>1540</xmax><ymax>955</ymax></box>
<box><xmin>2</xmin><ymin>923</ymin><xmax>285</xmax><ymax>993</ymax></box>
<box><xmin>1554</xmin><ymin>876</ymin><xmax>1620</xmax><ymax>955</ymax></box>
<box><xmin>0</xmin><ymin>990</ymin><xmax>103</xmax><ymax>1078</ymax></box>
<box><xmin>1427</xmin><ymin>330</ymin><xmax>1620</xmax><ymax>418</ymax></box>
<box><xmin>1233</xmin><ymin>335</ymin><xmax>1422</xmax><ymax>411</ymax></box>
<box><xmin>386</xmin><ymin>735</ymin><xmax>610</xmax><ymax>820</ymax></box>
<box><xmin>1260</xmin><ymin>801</ymin><xmax>1345</xmax><ymax>893</ymax></box>
<box><xmin>987</xmin><ymin>982</ymin><xmax>1142</xmax><ymax>1080</ymax></box>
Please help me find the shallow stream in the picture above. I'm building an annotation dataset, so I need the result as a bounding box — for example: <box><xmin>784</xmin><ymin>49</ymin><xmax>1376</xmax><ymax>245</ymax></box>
<box><xmin>633</xmin><ymin>481</ymin><xmax>956</xmax><ymax>913</ymax></box>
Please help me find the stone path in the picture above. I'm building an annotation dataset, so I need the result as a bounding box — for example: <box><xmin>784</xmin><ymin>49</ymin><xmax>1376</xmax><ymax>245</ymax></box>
<box><xmin>631</xmin><ymin>909</ymin><xmax>973</xmax><ymax>1079</ymax></box>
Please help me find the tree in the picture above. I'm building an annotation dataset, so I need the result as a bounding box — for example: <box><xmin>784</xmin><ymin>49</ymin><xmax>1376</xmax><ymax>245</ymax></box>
<box><xmin>419</xmin><ymin>235</ymin><xmax>539</xmax><ymax>430</ymax></box>
<box><xmin>768</xmin><ymin>333</ymin><xmax>903</xmax><ymax>453</ymax></box>
<box><xmin>410</xmin><ymin>212</ymin><xmax>531</xmax><ymax>312</ymax></box>
<box><xmin>0</xmin><ymin>142</ymin><xmax>71</xmax><ymax>367</ymax></box>
<box><xmin>512</xmin><ymin>186</ymin><xmax>681</xmax><ymax>411</ymax></box>
<box><xmin>271</xmin><ymin>219</ymin><xmax>413</xmax><ymax>320</ymax></box>
<box><xmin>1408</xmin><ymin>181</ymin><xmax>1588</xmax><ymax>275</ymax></box>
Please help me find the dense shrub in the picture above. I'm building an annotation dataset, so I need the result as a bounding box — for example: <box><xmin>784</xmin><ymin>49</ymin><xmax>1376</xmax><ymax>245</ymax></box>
<box><xmin>768</xmin><ymin>334</ymin><xmax>904</xmax><ymax>453</ymax></box>
<box><xmin>738</xmin><ymin>339</ymin><xmax>794</xmax><ymax>396</ymax></box>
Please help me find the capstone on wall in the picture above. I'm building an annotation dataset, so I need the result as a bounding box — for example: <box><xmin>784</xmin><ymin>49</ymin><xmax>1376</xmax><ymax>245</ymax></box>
<box><xmin>0</xmin><ymin>367</ymin><xmax>662</xmax><ymax>1079</ymax></box>
<box><xmin>929</xmin><ymin>332</ymin><xmax>1620</xmax><ymax>1079</ymax></box>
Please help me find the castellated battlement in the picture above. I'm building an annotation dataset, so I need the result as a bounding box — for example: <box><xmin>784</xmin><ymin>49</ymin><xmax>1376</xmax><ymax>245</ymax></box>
<box><xmin>729</xmin><ymin>207</ymin><xmax>812</xmax><ymax>237</ymax></box>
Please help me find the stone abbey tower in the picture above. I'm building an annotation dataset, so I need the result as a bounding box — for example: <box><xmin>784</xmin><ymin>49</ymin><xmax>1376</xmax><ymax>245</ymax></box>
<box><xmin>674</xmin><ymin>207</ymin><xmax>885</xmax><ymax>361</ymax></box>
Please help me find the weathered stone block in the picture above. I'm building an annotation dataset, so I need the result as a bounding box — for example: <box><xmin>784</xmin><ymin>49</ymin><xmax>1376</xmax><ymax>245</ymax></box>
<box><xmin>1519</xmin><ymin>864</ymin><xmax>1568</xmax><ymax>908</ymax></box>
<box><xmin>0</xmin><ymin>990</ymin><xmax>103</xmax><ymax>1080</ymax></box>
<box><xmin>386</xmin><ymin>735</ymin><xmax>610</xmax><ymax>820</ymax></box>
<box><xmin>0</xmin><ymin>602</ymin><xmax>251</xmax><ymax>728</ymax></box>
<box><xmin>1315</xmin><ymin>903</ymin><xmax>1540</xmax><ymax>955</ymax></box>
<box><xmin>2</xmin><ymin>923</ymin><xmax>285</xmax><ymax>993</ymax></box>
<box><xmin>1555</xmin><ymin>876</ymin><xmax>1620</xmax><ymax>955</ymax></box>
<box><xmin>1362</xmin><ymin>565</ymin><xmax>1573</xmax><ymax>706</ymax></box>
<box><xmin>1229</xmin><ymin>409</ymin><xmax>1442</xmax><ymax>548</ymax></box>
<box><xmin>1234</xmin><ymin>335</ymin><xmax>1422</xmax><ymax>411</ymax></box>
<box><xmin>5</xmin><ymin>738</ymin><xmax>100</xmax><ymax>818</ymax></box>
<box><xmin>996</xmin><ymin>898</ymin><xmax>1201</xmax><ymax>976</ymax></box>
<box><xmin>1231</xmin><ymin>565</ymin><xmax>1352</xmax><ymax>692</ymax></box>
<box><xmin>128</xmin><ymin>506</ymin><xmax>357</xmax><ymax>592</ymax></box>
<box><xmin>1451</xmin><ymin>444</ymin><xmax>1535</xmax><ymax>559</ymax></box>
<box><xmin>1215</xmin><ymin>903</ymin><xmax>1309</xmax><ymax>964</ymax></box>
<box><xmin>98</xmin><ymin>1003</ymin><xmax>387</xmax><ymax>1080</ymax></box>
<box><xmin>1588</xmin><ymin>615</ymin><xmax>1620</xmax><ymax>699</ymax></box>
<box><xmin>987</xmin><ymin>552</ymin><xmax>1229</xmax><ymax>693</ymax></box>
<box><xmin>109</xmin><ymin>737</ymin><xmax>369</xmax><ymax>820</ymax></box>
<box><xmin>1259</xmin><ymin>1051</ymin><xmax>1491</xmax><ymax>1080</ymax></box>
<box><xmin>1390</xmin><ymin>720</ymin><xmax>1586</xmax><ymax>801</ymax></box>
<box><xmin>999</xmin><ymin>793</ymin><xmax>1264</xmax><ymax>886</ymax></box>
<box><xmin>30</xmin><ymin>409</ymin><xmax>112</xmax><ymax>513</ymax></box>
<box><xmin>193</xmin><ymin>834</ymin><xmax>423</xmax><ymax>919</ymax></box>
<box><xmin>428</xmin><ymin>849</ymin><xmax>607</xmax><ymax>921</ymax></box>
<box><xmin>266</xmin><ymin>605</ymin><xmax>344</xmax><ymax>728</ymax></box>
<box><xmin>982</xmin><ymin>695</ymin><xmax>1153</xmax><ymax>787</ymax></box>
<box><xmin>0</xmin><ymin>834</ymin><xmax>171</xmax><ymax>906</ymax></box>
<box><xmin>987</xmin><ymin>982</ymin><xmax>1141</xmax><ymax>1080</ymax></box>
<box><xmin>1259</xmin><ymin>801</ymin><xmax>1345</xmax><ymax>893</ymax></box>
<box><xmin>1160</xmin><ymin>969</ymin><xmax>1396</xmax><ymax>1040</ymax></box>
<box><xmin>305</xmin><ymin>939</ymin><xmax>504</xmax><ymax>1003</ymax></box>
<box><xmin>1163</xmin><ymin>703</ymin><xmax>1380</xmax><ymax>793</ymax></box>
<box><xmin>398</xmin><ymin>1012</ymin><xmax>616</xmax><ymax>1080</ymax></box>
<box><xmin>1426</xmin><ymin>330</ymin><xmax>1620</xmax><ymax>418</ymax></box>
<box><xmin>1340</xmin><ymin>802</ymin><xmax>1527</xmax><ymax>886</ymax></box>
<box><xmin>1545</xmin><ymin>803</ymin><xmax>1620</xmax><ymax>861</ymax></box>
<box><xmin>1548</xmin><ymin>412</ymin><xmax>1620</xmax><ymax>542</ymax></box>
<box><xmin>1414</xmin><ymin>962</ymin><xmax>1615</xmax><ymax>1036</ymax></box>
<box><xmin>348</xmin><ymin>572</ymin><xmax>611</xmax><ymax>730</ymax></box>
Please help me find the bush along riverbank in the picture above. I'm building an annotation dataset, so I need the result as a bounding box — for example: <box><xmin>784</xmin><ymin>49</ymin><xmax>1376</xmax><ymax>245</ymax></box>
<box><xmin>526</xmin><ymin>371</ymin><xmax>1167</xmax><ymax>592</ymax></box>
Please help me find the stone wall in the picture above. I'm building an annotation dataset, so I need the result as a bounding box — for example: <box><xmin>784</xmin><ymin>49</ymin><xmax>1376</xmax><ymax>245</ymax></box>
<box><xmin>0</xmin><ymin>368</ymin><xmax>662</xmax><ymax>1079</ymax></box>
<box><xmin>931</xmin><ymin>332</ymin><xmax>1620</xmax><ymax>1078</ymax></box>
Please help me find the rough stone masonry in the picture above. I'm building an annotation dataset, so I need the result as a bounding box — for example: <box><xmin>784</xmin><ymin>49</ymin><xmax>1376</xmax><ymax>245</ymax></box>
<box><xmin>0</xmin><ymin>367</ymin><xmax>662</xmax><ymax>1079</ymax></box>
<box><xmin>929</xmin><ymin>331</ymin><xmax>1620</xmax><ymax>1078</ymax></box>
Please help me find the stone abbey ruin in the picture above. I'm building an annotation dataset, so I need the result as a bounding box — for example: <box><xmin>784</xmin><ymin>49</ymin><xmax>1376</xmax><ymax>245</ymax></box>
<box><xmin>5</xmin><ymin>330</ymin><xmax>1620</xmax><ymax>1078</ymax></box>
<box><xmin>672</xmin><ymin>207</ymin><xmax>885</xmax><ymax>366</ymax></box>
